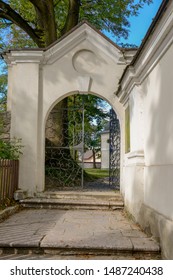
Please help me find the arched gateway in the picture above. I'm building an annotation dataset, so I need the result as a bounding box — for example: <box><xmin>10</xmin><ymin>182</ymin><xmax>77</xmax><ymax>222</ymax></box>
<box><xmin>3</xmin><ymin>2</ymin><xmax>173</xmax><ymax>259</ymax></box>
<box><xmin>3</xmin><ymin>22</ymin><xmax>136</xmax><ymax>196</ymax></box>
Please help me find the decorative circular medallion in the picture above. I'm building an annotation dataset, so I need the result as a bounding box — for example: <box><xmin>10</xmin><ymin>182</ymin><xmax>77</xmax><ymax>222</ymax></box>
<box><xmin>72</xmin><ymin>50</ymin><xmax>97</xmax><ymax>74</ymax></box>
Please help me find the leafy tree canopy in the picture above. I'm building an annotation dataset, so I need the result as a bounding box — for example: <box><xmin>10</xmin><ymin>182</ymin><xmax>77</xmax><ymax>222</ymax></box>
<box><xmin>0</xmin><ymin>0</ymin><xmax>152</xmax><ymax>110</ymax></box>
<box><xmin>67</xmin><ymin>94</ymin><xmax>110</xmax><ymax>168</ymax></box>
<box><xmin>0</xmin><ymin>0</ymin><xmax>152</xmax><ymax>49</ymax></box>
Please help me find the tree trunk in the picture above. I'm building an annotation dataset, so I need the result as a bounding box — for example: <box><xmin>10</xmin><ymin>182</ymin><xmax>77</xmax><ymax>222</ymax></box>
<box><xmin>29</xmin><ymin>0</ymin><xmax>57</xmax><ymax>46</ymax></box>
<box><xmin>0</xmin><ymin>0</ymin><xmax>44</xmax><ymax>47</ymax></box>
<box><xmin>41</xmin><ymin>1</ymin><xmax>81</xmax><ymax>148</ymax></box>
<box><xmin>61</xmin><ymin>0</ymin><xmax>80</xmax><ymax>35</ymax></box>
<box><xmin>93</xmin><ymin>149</ymin><xmax>97</xmax><ymax>169</ymax></box>
<box><xmin>45</xmin><ymin>98</ymin><xmax>68</xmax><ymax>147</ymax></box>
<box><xmin>0</xmin><ymin>0</ymin><xmax>86</xmax><ymax>188</ymax></box>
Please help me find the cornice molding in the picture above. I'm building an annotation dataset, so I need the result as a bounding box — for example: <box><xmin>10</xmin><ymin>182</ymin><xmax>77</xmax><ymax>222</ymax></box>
<box><xmin>3</xmin><ymin>51</ymin><xmax>43</xmax><ymax>65</ymax></box>
<box><xmin>125</xmin><ymin>151</ymin><xmax>145</xmax><ymax>166</ymax></box>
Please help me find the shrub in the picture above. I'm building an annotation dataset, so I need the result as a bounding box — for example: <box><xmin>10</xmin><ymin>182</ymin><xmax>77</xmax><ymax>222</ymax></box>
<box><xmin>0</xmin><ymin>138</ymin><xmax>23</xmax><ymax>160</ymax></box>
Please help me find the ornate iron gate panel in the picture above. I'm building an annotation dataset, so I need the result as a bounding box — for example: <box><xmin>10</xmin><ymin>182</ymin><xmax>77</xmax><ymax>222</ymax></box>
<box><xmin>109</xmin><ymin>108</ymin><xmax>120</xmax><ymax>189</ymax></box>
<box><xmin>45</xmin><ymin>96</ymin><xmax>120</xmax><ymax>191</ymax></box>
<box><xmin>45</xmin><ymin>100</ymin><xmax>84</xmax><ymax>190</ymax></box>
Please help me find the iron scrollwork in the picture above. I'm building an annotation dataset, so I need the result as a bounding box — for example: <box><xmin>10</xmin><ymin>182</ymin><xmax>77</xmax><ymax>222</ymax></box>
<box><xmin>109</xmin><ymin>108</ymin><xmax>120</xmax><ymax>189</ymax></box>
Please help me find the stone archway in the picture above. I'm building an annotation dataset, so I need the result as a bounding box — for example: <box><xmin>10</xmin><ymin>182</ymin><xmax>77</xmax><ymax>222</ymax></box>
<box><xmin>3</xmin><ymin>22</ymin><xmax>136</xmax><ymax>196</ymax></box>
<box><xmin>44</xmin><ymin>92</ymin><xmax>121</xmax><ymax>192</ymax></box>
<box><xmin>3</xmin><ymin>4</ymin><xmax>173</xmax><ymax>259</ymax></box>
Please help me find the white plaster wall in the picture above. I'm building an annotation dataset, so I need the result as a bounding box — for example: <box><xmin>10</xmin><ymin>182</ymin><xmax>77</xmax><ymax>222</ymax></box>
<box><xmin>123</xmin><ymin>42</ymin><xmax>173</xmax><ymax>222</ymax></box>
<box><xmin>116</xmin><ymin>2</ymin><xmax>173</xmax><ymax>258</ymax></box>
<box><xmin>123</xmin><ymin>164</ymin><xmax>144</xmax><ymax>220</ymax></box>
<box><xmin>141</xmin><ymin>43</ymin><xmax>173</xmax><ymax>220</ymax></box>
<box><xmin>6</xmin><ymin>29</ymin><xmax>126</xmax><ymax>195</ymax></box>
<box><xmin>122</xmin><ymin>85</ymin><xmax>145</xmax><ymax>219</ymax></box>
<box><xmin>129</xmin><ymin>86</ymin><xmax>145</xmax><ymax>152</ymax></box>
<box><xmin>42</xmin><ymin>41</ymin><xmax>124</xmax><ymax>120</ymax></box>
<box><xmin>7</xmin><ymin>66</ymin><xmax>13</xmax><ymax>111</ymax></box>
<box><xmin>9</xmin><ymin>63</ymin><xmax>40</xmax><ymax>195</ymax></box>
<box><xmin>144</xmin><ymin>43</ymin><xmax>173</xmax><ymax>165</ymax></box>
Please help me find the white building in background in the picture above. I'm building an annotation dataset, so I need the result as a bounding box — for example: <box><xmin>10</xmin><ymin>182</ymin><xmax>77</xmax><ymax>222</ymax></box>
<box><xmin>83</xmin><ymin>150</ymin><xmax>101</xmax><ymax>169</ymax></box>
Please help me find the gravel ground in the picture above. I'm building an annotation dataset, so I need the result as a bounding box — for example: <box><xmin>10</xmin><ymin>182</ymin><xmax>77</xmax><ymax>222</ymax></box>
<box><xmin>46</xmin><ymin>177</ymin><xmax>118</xmax><ymax>192</ymax></box>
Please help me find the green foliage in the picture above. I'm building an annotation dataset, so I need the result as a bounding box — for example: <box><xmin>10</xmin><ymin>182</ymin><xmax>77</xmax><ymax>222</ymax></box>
<box><xmin>54</xmin><ymin>0</ymin><xmax>69</xmax><ymax>38</ymax></box>
<box><xmin>10</xmin><ymin>0</ymin><xmax>35</xmax><ymax>23</ymax></box>
<box><xmin>66</xmin><ymin>94</ymin><xmax>109</xmax><ymax>169</ymax></box>
<box><xmin>8</xmin><ymin>25</ymin><xmax>37</xmax><ymax>48</ymax></box>
<box><xmin>68</xmin><ymin>94</ymin><xmax>109</xmax><ymax>127</ymax></box>
<box><xmin>83</xmin><ymin>95</ymin><xmax>109</xmax><ymax>155</ymax></box>
<box><xmin>0</xmin><ymin>198</ymin><xmax>16</xmax><ymax>210</ymax></box>
<box><xmin>0</xmin><ymin>0</ymin><xmax>153</xmax><ymax>49</ymax></box>
<box><xmin>0</xmin><ymin>138</ymin><xmax>23</xmax><ymax>160</ymax></box>
<box><xmin>0</xmin><ymin>0</ymin><xmax>153</xmax><ymax>112</ymax></box>
<box><xmin>0</xmin><ymin>69</ymin><xmax>7</xmax><ymax>111</ymax></box>
<box><xmin>85</xmin><ymin>168</ymin><xmax>109</xmax><ymax>179</ymax></box>
<box><xmin>67</xmin><ymin>94</ymin><xmax>109</xmax><ymax>151</ymax></box>
<box><xmin>6</xmin><ymin>0</ymin><xmax>39</xmax><ymax>48</ymax></box>
<box><xmin>120</xmin><ymin>42</ymin><xmax>138</xmax><ymax>48</ymax></box>
<box><xmin>79</xmin><ymin>0</ymin><xmax>152</xmax><ymax>40</ymax></box>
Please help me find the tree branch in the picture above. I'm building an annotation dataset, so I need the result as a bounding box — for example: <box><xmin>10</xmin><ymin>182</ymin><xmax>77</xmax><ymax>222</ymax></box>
<box><xmin>0</xmin><ymin>11</ymin><xmax>9</xmax><ymax>21</ymax></box>
<box><xmin>29</xmin><ymin>0</ymin><xmax>57</xmax><ymax>46</ymax></box>
<box><xmin>28</xmin><ymin>0</ymin><xmax>44</xmax><ymax>11</ymax></box>
<box><xmin>0</xmin><ymin>16</ymin><xmax>13</xmax><ymax>26</ymax></box>
<box><xmin>61</xmin><ymin>0</ymin><xmax>80</xmax><ymax>35</ymax></box>
<box><xmin>0</xmin><ymin>0</ymin><xmax>44</xmax><ymax>47</ymax></box>
<box><xmin>54</xmin><ymin>0</ymin><xmax>62</xmax><ymax>8</ymax></box>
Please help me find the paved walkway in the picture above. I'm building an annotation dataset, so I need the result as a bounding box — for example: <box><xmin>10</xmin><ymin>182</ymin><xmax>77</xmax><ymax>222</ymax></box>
<box><xmin>0</xmin><ymin>208</ymin><xmax>161</xmax><ymax>259</ymax></box>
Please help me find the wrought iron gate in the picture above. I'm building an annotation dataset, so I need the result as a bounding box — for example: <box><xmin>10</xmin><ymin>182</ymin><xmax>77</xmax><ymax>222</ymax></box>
<box><xmin>45</xmin><ymin>96</ymin><xmax>120</xmax><ymax>191</ymax></box>
<box><xmin>109</xmin><ymin>108</ymin><xmax>120</xmax><ymax>189</ymax></box>
<box><xmin>45</xmin><ymin>98</ymin><xmax>84</xmax><ymax>190</ymax></box>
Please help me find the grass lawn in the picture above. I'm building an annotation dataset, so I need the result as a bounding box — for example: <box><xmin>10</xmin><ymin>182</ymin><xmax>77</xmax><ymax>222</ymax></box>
<box><xmin>85</xmin><ymin>168</ymin><xmax>109</xmax><ymax>179</ymax></box>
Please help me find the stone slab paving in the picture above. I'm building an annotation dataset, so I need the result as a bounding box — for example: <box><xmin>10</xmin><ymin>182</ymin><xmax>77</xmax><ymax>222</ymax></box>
<box><xmin>0</xmin><ymin>208</ymin><xmax>160</xmax><ymax>259</ymax></box>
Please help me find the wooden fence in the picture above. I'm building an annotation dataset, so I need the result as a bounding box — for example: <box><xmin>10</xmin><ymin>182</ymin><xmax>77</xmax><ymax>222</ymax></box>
<box><xmin>0</xmin><ymin>159</ymin><xmax>19</xmax><ymax>204</ymax></box>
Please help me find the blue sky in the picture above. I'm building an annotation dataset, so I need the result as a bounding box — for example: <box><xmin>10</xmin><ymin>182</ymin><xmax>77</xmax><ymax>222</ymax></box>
<box><xmin>105</xmin><ymin>0</ymin><xmax>163</xmax><ymax>46</ymax></box>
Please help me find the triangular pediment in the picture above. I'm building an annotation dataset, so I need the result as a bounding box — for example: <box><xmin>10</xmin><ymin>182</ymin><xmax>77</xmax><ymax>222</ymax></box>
<box><xmin>43</xmin><ymin>21</ymin><xmax>126</xmax><ymax>65</ymax></box>
<box><xmin>3</xmin><ymin>21</ymin><xmax>136</xmax><ymax>66</ymax></box>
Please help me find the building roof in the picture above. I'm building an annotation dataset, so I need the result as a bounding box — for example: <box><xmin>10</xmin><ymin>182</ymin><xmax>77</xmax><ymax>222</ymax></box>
<box><xmin>83</xmin><ymin>150</ymin><xmax>93</xmax><ymax>160</ymax></box>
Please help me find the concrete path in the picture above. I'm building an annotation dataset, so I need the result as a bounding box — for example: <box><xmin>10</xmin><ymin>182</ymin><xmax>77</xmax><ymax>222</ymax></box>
<box><xmin>0</xmin><ymin>208</ymin><xmax>161</xmax><ymax>259</ymax></box>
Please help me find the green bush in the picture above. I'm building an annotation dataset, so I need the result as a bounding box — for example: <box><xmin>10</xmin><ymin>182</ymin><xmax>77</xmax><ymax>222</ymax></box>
<box><xmin>0</xmin><ymin>138</ymin><xmax>23</xmax><ymax>160</ymax></box>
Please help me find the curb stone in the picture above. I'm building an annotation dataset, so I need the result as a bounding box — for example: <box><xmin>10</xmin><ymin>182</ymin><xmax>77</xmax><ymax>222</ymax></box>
<box><xmin>0</xmin><ymin>205</ymin><xmax>21</xmax><ymax>222</ymax></box>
